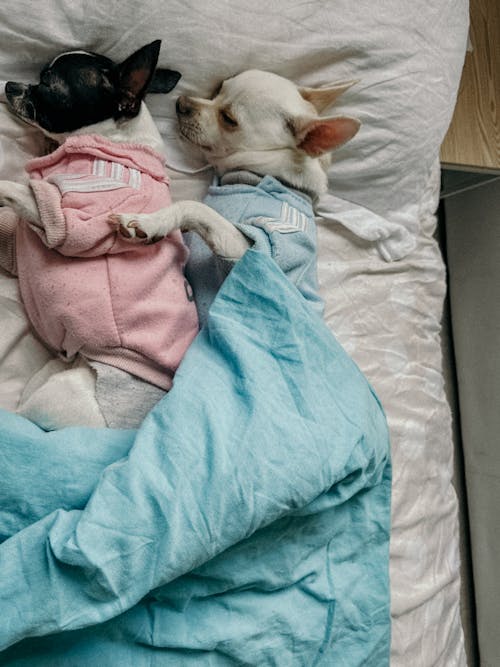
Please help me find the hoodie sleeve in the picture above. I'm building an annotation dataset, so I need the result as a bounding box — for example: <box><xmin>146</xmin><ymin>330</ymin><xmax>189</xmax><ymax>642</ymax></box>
<box><xmin>233</xmin><ymin>214</ymin><xmax>324</xmax><ymax>316</ymax></box>
<box><xmin>28</xmin><ymin>179</ymin><xmax>143</xmax><ymax>258</ymax></box>
<box><xmin>0</xmin><ymin>207</ymin><xmax>18</xmax><ymax>275</ymax></box>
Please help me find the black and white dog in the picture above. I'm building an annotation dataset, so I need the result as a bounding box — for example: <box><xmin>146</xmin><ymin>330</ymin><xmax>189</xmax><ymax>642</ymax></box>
<box><xmin>0</xmin><ymin>41</ymin><xmax>247</xmax><ymax>430</ymax></box>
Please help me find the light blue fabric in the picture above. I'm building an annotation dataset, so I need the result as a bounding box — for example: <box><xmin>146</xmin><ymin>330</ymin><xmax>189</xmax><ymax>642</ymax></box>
<box><xmin>0</xmin><ymin>249</ymin><xmax>391</xmax><ymax>666</ymax></box>
<box><xmin>186</xmin><ymin>175</ymin><xmax>324</xmax><ymax>328</ymax></box>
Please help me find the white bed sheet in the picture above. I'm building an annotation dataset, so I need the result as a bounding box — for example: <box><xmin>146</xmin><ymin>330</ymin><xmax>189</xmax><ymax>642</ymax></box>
<box><xmin>0</xmin><ymin>1</ymin><xmax>469</xmax><ymax>664</ymax></box>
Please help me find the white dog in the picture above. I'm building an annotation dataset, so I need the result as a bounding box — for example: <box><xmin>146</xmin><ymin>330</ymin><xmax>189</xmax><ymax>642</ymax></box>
<box><xmin>113</xmin><ymin>70</ymin><xmax>360</xmax><ymax>323</ymax></box>
<box><xmin>114</xmin><ymin>70</ymin><xmax>359</xmax><ymax>241</ymax></box>
<box><xmin>0</xmin><ymin>42</ymin><xmax>245</xmax><ymax>428</ymax></box>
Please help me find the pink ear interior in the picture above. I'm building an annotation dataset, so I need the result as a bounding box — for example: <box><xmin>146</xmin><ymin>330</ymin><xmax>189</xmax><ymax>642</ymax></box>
<box><xmin>298</xmin><ymin>117</ymin><xmax>360</xmax><ymax>157</ymax></box>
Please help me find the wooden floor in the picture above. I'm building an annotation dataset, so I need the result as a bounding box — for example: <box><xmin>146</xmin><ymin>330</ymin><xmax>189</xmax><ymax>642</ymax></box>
<box><xmin>440</xmin><ymin>0</ymin><xmax>500</xmax><ymax>172</ymax></box>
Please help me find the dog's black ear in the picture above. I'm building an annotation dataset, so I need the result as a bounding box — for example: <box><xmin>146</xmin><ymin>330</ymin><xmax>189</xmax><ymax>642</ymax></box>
<box><xmin>115</xmin><ymin>40</ymin><xmax>162</xmax><ymax>117</ymax></box>
<box><xmin>148</xmin><ymin>69</ymin><xmax>182</xmax><ymax>94</ymax></box>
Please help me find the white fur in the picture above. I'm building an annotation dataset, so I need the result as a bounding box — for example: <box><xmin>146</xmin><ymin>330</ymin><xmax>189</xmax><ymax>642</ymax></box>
<box><xmin>110</xmin><ymin>201</ymin><xmax>250</xmax><ymax>260</ymax></box>
<box><xmin>112</xmin><ymin>70</ymin><xmax>359</xmax><ymax>251</ymax></box>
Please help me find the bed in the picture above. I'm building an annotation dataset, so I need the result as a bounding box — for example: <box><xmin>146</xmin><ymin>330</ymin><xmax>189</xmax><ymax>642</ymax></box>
<box><xmin>0</xmin><ymin>1</ymin><xmax>469</xmax><ymax>665</ymax></box>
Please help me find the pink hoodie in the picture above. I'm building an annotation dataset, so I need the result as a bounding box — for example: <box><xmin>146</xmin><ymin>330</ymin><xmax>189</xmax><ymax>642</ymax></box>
<box><xmin>16</xmin><ymin>135</ymin><xmax>199</xmax><ymax>390</ymax></box>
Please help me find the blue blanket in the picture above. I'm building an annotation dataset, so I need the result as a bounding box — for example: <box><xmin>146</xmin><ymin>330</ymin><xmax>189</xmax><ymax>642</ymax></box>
<box><xmin>0</xmin><ymin>249</ymin><xmax>391</xmax><ymax>666</ymax></box>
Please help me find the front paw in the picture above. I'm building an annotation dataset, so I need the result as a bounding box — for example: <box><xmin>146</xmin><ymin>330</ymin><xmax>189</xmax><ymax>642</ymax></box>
<box><xmin>107</xmin><ymin>213</ymin><xmax>164</xmax><ymax>244</ymax></box>
<box><xmin>108</xmin><ymin>214</ymin><xmax>148</xmax><ymax>242</ymax></box>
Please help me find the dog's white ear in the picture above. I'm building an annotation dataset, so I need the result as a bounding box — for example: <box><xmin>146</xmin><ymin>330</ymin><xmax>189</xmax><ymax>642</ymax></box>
<box><xmin>295</xmin><ymin>116</ymin><xmax>360</xmax><ymax>157</ymax></box>
<box><xmin>298</xmin><ymin>80</ymin><xmax>358</xmax><ymax>114</ymax></box>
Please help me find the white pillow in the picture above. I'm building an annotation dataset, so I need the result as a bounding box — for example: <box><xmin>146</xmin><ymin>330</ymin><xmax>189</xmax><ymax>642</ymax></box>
<box><xmin>0</xmin><ymin>0</ymin><xmax>468</xmax><ymax>259</ymax></box>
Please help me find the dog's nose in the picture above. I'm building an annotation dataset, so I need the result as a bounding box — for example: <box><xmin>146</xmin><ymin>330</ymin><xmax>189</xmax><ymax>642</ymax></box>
<box><xmin>5</xmin><ymin>81</ymin><xmax>26</xmax><ymax>98</ymax></box>
<box><xmin>176</xmin><ymin>95</ymin><xmax>195</xmax><ymax>117</ymax></box>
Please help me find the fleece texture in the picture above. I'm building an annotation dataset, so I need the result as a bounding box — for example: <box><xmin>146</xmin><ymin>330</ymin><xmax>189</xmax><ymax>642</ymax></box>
<box><xmin>16</xmin><ymin>135</ymin><xmax>198</xmax><ymax>390</ymax></box>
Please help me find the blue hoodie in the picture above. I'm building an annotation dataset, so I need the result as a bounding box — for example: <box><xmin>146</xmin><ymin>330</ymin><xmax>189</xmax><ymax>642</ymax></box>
<box><xmin>185</xmin><ymin>173</ymin><xmax>324</xmax><ymax>327</ymax></box>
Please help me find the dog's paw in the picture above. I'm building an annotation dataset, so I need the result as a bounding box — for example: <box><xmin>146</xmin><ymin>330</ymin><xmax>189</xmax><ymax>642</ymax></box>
<box><xmin>107</xmin><ymin>213</ymin><xmax>162</xmax><ymax>243</ymax></box>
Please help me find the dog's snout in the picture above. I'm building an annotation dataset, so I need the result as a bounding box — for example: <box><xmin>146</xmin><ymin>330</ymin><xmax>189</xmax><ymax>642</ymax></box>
<box><xmin>176</xmin><ymin>95</ymin><xmax>195</xmax><ymax>117</ymax></box>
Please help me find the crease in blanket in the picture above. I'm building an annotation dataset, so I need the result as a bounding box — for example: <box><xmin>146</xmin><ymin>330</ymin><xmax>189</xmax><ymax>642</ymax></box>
<box><xmin>0</xmin><ymin>249</ymin><xmax>391</xmax><ymax>666</ymax></box>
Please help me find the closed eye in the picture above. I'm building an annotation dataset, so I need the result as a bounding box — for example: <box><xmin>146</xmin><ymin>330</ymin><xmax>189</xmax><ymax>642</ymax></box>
<box><xmin>220</xmin><ymin>109</ymin><xmax>238</xmax><ymax>128</ymax></box>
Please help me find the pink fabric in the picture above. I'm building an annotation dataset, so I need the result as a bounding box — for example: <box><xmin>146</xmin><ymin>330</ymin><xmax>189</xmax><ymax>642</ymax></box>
<box><xmin>16</xmin><ymin>135</ymin><xmax>199</xmax><ymax>390</ymax></box>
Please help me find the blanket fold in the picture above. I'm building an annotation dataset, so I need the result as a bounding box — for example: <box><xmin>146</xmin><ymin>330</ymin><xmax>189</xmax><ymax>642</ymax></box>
<box><xmin>0</xmin><ymin>249</ymin><xmax>391</xmax><ymax>666</ymax></box>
